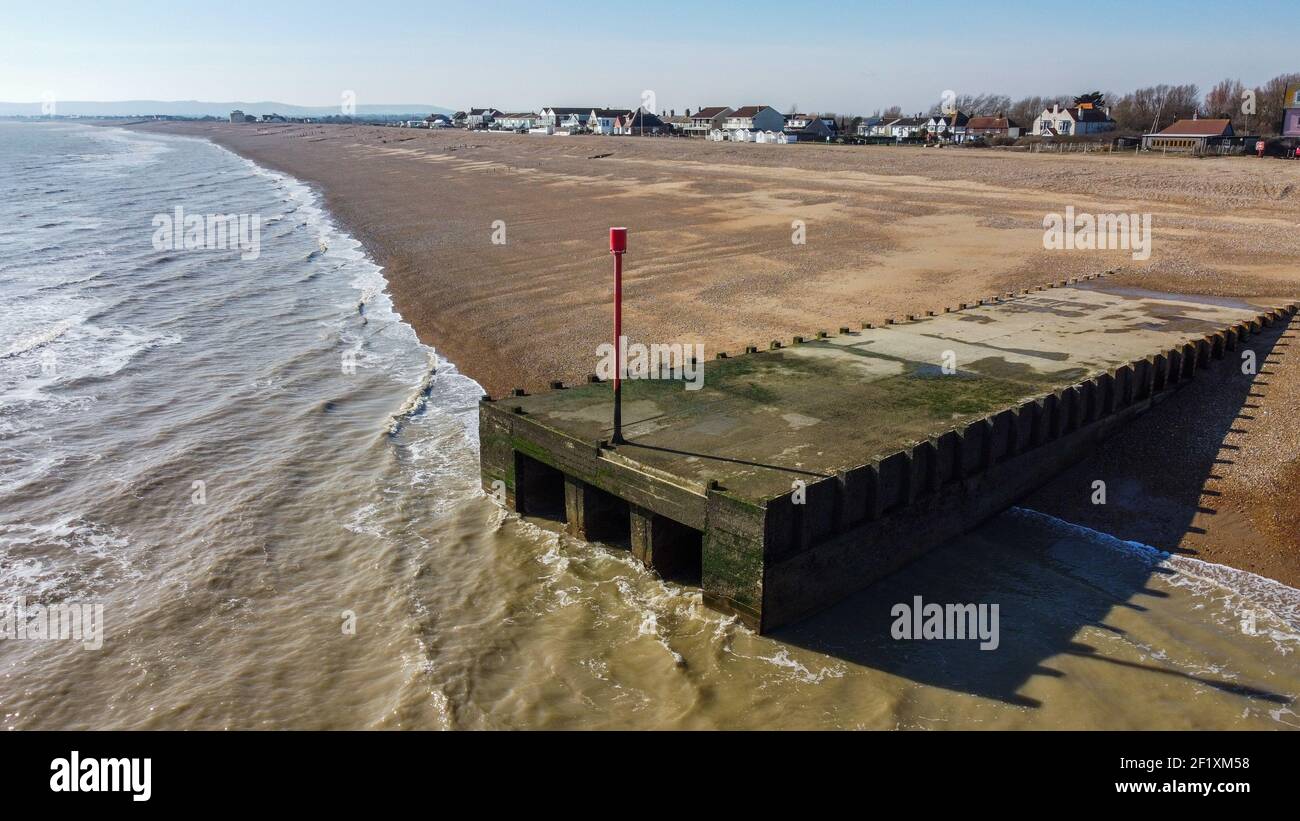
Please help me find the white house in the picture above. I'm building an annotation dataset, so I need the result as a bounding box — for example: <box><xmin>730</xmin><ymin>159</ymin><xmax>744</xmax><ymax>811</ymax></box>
<box><xmin>926</xmin><ymin>112</ymin><xmax>969</xmax><ymax>142</ymax></box>
<box><xmin>496</xmin><ymin>112</ymin><xmax>538</xmax><ymax>131</ymax></box>
<box><xmin>1031</xmin><ymin>104</ymin><xmax>1116</xmax><ymax>137</ymax></box>
<box><xmin>539</xmin><ymin>107</ymin><xmax>593</xmax><ymax>129</ymax></box>
<box><xmin>465</xmin><ymin>108</ymin><xmax>501</xmax><ymax>128</ymax></box>
<box><xmin>890</xmin><ymin>117</ymin><xmax>928</xmax><ymax>140</ymax></box>
<box><xmin>722</xmin><ymin>105</ymin><xmax>784</xmax><ymax>133</ymax></box>
<box><xmin>867</xmin><ymin>118</ymin><xmax>901</xmax><ymax>137</ymax></box>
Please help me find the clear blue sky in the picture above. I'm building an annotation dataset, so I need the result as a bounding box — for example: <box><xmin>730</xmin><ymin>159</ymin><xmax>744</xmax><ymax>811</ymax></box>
<box><xmin>2</xmin><ymin>0</ymin><xmax>1295</xmax><ymax>113</ymax></box>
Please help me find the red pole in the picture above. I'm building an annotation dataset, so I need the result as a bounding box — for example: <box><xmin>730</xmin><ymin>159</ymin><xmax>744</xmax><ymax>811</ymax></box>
<box><xmin>609</xmin><ymin>227</ymin><xmax>628</xmax><ymax>444</ymax></box>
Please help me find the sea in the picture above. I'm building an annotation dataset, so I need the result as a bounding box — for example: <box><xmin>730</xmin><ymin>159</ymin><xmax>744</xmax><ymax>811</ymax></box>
<box><xmin>0</xmin><ymin>121</ymin><xmax>1296</xmax><ymax>729</ymax></box>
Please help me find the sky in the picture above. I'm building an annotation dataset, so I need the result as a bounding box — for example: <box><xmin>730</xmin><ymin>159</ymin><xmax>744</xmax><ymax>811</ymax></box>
<box><xmin>2</xmin><ymin>0</ymin><xmax>1296</xmax><ymax>114</ymax></box>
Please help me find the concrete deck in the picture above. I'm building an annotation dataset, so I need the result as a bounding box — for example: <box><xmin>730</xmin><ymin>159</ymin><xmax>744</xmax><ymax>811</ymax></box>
<box><xmin>480</xmin><ymin>276</ymin><xmax>1298</xmax><ymax>632</ymax></box>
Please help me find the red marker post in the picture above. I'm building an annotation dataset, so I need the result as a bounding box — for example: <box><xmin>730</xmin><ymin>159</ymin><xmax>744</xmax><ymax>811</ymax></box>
<box><xmin>609</xmin><ymin>227</ymin><xmax>628</xmax><ymax>444</ymax></box>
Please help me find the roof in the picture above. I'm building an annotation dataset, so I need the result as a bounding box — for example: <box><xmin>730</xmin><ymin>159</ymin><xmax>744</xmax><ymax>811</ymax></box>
<box><xmin>544</xmin><ymin>107</ymin><xmax>591</xmax><ymax>115</ymax></box>
<box><xmin>729</xmin><ymin>105</ymin><xmax>772</xmax><ymax>118</ymax></box>
<box><xmin>966</xmin><ymin>116</ymin><xmax>1019</xmax><ymax>130</ymax></box>
<box><xmin>894</xmin><ymin>117</ymin><xmax>927</xmax><ymax>127</ymax></box>
<box><xmin>592</xmin><ymin>108</ymin><xmax>634</xmax><ymax>118</ymax></box>
<box><xmin>693</xmin><ymin>106</ymin><xmax>731</xmax><ymax>118</ymax></box>
<box><xmin>467</xmin><ymin>108</ymin><xmax>500</xmax><ymax>116</ymax></box>
<box><xmin>621</xmin><ymin>110</ymin><xmax>665</xmax><ymax>125</ymax></box>
<box><xmin>1069</xmin><ymin>106</ymin><xmax>1113</xmax><ymax>123</ymax></box>
<box><xmin>499</xmin><ymin>112</ymin><xmax>537</xmax><ymax>119</ymax></box>
<box><xmin>1154</xmin><ymin>118</ymin><xmax>1233</xmax><ymax>137</ymax></box>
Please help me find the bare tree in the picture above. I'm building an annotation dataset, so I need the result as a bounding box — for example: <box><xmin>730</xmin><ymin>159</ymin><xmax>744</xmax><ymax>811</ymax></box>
<box><xmin>1203</xmin><ymin>78</ymin><xmax>1245</xmax><ymax>118</ymax></box>
<box><xmin>1110</xmin><ymin>84</ymin><xmax>1199</xmax><ymax>132</ymax></box>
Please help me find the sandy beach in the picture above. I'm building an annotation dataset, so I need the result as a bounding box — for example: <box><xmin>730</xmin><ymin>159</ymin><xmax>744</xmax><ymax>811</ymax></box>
<box><xmin>126</xmin><ymin>120</ymin><xmax>1300</xmax><ymax>589</ymax></box>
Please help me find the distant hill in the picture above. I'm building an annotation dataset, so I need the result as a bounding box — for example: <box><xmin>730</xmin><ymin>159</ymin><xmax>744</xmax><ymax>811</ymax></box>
<box><xmin>0</xmin><ymin>100</ymin><xmax>456</xmax><ymax>118</ymax></box>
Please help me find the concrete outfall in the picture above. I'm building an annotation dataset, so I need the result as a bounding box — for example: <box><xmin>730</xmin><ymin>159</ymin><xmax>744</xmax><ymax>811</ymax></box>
<box><xmin>480</xmin><ymin>281</ymin><xmax>1298</xmax><ymax>633</ymax></box>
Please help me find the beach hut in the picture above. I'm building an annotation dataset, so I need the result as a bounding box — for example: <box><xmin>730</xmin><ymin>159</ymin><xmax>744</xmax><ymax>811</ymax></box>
<box><xmin>731</xmin><ymin>128</ymin><xmax>752</xmax><ymax>142</ymax></box>
<box><xmin>776</xmin><ymin>132</ymin><xmax>794</xmax><ymax>144</ymax></box>
<box><xmin>708</xmin><ymin>128</ymin><xmax>725</xmax><ymax>141</ymax></box>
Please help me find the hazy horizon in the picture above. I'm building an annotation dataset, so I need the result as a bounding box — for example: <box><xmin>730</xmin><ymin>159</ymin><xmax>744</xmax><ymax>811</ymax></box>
<box><xmin>3</xmin><ymin>0</ymin><xmax>1297</xmax><ymax>116</ymax></box>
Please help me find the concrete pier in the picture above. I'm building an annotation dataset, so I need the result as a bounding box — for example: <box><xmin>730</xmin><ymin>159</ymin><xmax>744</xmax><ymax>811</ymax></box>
<box><xmin>480</xmin><ymin>280</ymin><xmax>1298</xmax><ymax>633</ymax></box>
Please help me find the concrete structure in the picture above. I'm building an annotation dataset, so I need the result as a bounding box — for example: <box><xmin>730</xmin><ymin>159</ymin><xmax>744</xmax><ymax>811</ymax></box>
<box><xmin>481</xmin><ymin>279</ymin><xmax>1297</xmax><ymax>633</ymax></box>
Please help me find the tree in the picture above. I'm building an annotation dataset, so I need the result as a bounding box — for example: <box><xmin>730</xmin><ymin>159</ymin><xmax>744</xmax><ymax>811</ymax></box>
<box><xmin>1073</xmin><ymin>91</ymin><xmax>1106</xmax><ymax>107</ymax></box>
<box><xmin>1203</xmin><ymin>78</ymin><xmax>1245</xmax><ymax>119</ymax></box>
<box><xmin>1009</xmin><ymin>95</ymin><xmax>1071</xmax><ymax>127</ymax></box>
<box><xmin>1110</xmin><ymin>84</ymin><xmax>1199</xmax><ymax>132</ymax></box>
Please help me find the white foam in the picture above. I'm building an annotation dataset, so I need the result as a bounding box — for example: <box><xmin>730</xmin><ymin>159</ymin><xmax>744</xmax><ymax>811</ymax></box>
<box><xmin>1011</xmin><ymin>507</ymin><xmax>1300</xmax><ymax>653</ymax></box>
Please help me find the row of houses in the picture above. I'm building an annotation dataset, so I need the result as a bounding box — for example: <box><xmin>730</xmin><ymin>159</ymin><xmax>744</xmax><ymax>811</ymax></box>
<box><xmin>451</xmin><ymin>106</ymin><xmax>670</xmax><ymax>134</ymax></box>
<box><xmin>434</xmin><ymin>102</ymin><xmax>1115</xmax><ymax>144</ymax></box>
<box><xmin>419</xmin><ymin>87</ymin><xmax>1300</xmax><ymax>153</ymax></box>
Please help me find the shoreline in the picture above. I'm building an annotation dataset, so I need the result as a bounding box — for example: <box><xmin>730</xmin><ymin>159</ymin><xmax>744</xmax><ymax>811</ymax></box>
<box><xmin>112</xmin><ymin>120</ymin><xmax>1300</xmax><ymax>590</ymax></box>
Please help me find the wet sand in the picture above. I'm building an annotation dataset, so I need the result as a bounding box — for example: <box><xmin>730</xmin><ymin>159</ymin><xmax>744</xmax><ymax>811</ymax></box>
<box><xmin>122</xmin><ymin>120</ymin><xmax>1300</xmax><ymax>590</ymax></box>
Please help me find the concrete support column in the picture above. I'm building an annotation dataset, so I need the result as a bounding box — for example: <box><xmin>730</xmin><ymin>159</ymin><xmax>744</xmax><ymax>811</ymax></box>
<box><xmin>631</xmin><ymin>505</ymin><xmax>701</xmax><ymax>582</ymax></box>
<box><xmin>564</xmin><ymin>476</ymin><xmax>624</xmax><ymax>541</ymax></box>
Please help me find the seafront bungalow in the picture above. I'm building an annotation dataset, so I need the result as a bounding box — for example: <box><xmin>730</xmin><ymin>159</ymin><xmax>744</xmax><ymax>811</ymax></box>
<box><xmin>539</xmin><ymin>107</ymin><xmax>593</xmax><ymax>129</ymax></box>
<box><xmin>588</xmin><ymin>109</ymin><xmax>633</xmax><ymax>135</ymax></box>
<box><xmin>785</xmin><ymin>113</ymin><xmax>837</xmax><ymax>141</ymax></box>
<box><xmin>425</xmin><ymin>113</ymin><xmax>452</xmax><ymax>128</ymax></box>
<box><xmin>1141</xmin><ymin>117</ymin><xmax>1234</xmax><ymax>152</ymax></box>
<box><xmin>465</xmin><ymin>108</ymin><xmax>501</xmax><ymax>128</ymax></box>
<box><xmin>496</xmin><ymin>112</ymin><xmax>539</xmax><ymax>131</ymax></box>
<box><xmin>615</xmin><ymin>109</ymin><xmax>668</xmax><ymax>135</ymax></box>
<box><xmin>722</xmin><ymin>105</ymin><xmax>784</xmax><ymax>133</ymax></box>
<box><xmin>1032</xmin><ymin>103</ymin><xmax>1116</xmax><ymax>136</ymax></box>
<box><xmin>685</xmin><ymin>106</ymin><xmax>732</xmax><ymax>136</ymax></box>
<box><xmin>965</xmin><ymin>115</ymin><xmax>1023</xmax><ymax>140</ymax></box>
